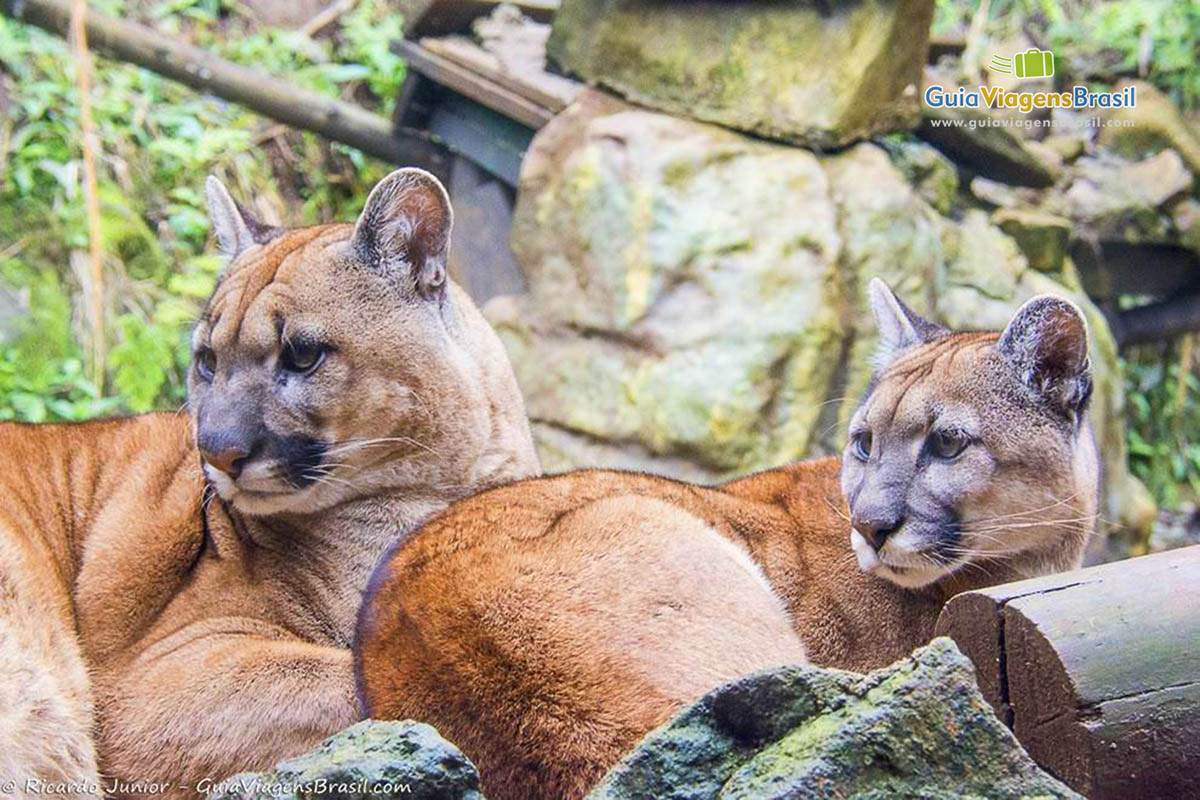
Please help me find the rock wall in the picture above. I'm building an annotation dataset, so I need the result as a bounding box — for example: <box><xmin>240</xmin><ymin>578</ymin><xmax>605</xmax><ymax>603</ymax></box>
<box><xmin>547</xmin><ymin>0</ymin><xmax>934</xmax><ymax>149</ymax></box>
<box><xmin>487</xmin><ymin>90</ymin><xmax>1151</xmax><ymax>539</ymax></box>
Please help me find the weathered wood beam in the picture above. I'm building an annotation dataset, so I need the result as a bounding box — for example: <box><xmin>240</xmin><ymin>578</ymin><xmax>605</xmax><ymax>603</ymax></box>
<box><xmin>400</xmin><ymin>40</ymin><xmax>553</xmax><ymax>129</ymax></box>
<box><xmin>936</xmin><ymin>546</ymin><xmax>1200</xmax><ymax>800</ymax></box>
<box><xmin>1113</xmin><ymin>292</ymin><xmax>1200</xmax><ymax>348</ymax></box>
<box><xmin>2</xmin><ymin>0</ymin><xmax>451</xmax><ymax>176</ymax></box>
<box><xmin>420</xmin><ymin>36</ymin><xmax>581</xmax><ymax>114</ymax></box>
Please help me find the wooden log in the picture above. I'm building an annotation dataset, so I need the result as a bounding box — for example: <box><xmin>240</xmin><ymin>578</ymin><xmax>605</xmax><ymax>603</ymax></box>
<box><xmin>935</xmin><ymin>546</ymin><xmax>1200</xmax><ymax>799</ymax></box>
<box><xmin>1114</xmin><ymin>292</ymin><xmax>1200</xmax><ymax>348</ymax></box>
<box><xmin>2</xmin><ymin>0</ymin><xmax>451</xmax><ymax>176</ymax></box>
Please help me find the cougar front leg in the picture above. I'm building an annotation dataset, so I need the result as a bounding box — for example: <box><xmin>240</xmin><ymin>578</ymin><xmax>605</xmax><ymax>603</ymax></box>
<box><xmin>96</xmin><ymin>619</ymin><xmax>358</xmax><ymax>799</ymax></box>
<box><xmin>0</xmin><ymin>532</ymin><xmax>101</xmax><ymax>799</ymax></box>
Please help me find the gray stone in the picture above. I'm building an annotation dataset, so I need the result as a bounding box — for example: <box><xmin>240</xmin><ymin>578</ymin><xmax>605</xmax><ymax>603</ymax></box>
<box><xmin>499</xmin><ymin>90</ymin><xmax>844</xmax><ymax>476</ymax></box>
<box><xmin>1025</xmin><ymin>139</ymin><xmax>1065</xmax><ymax>180</ymax></box>
<box><xmin>918</xmin><ymin>106</ymin><xmax>1056</xmax><ymax>187</ymax></box>
<box><xmin>1173</xmin><ymin>197</ymin><xmax>1200</xmax><ymax>254</ymax></box>
<box><xmin>211</xmin><ymin>721</ymin><xmax>483</xmax><ymax>800</ymax></box>
<box><xmin>1054</xmin><ymin>151</ymin><xmax>1193</xmax><ymax>244</ymax></box>
<box><xmin>587</xmin><ymin>638</ymin><xmax>1081</xmax><ymax>800</ymax></box>
<box><xmin>1043</xmin><ymin>134</ymin><xmax>1087</xmax><ymax>163</ymax></box>
<box><xmin>1098</xmin><ymin>80</ymin><xmax>1200</xmax><ymax>176</ymax></box>
<box><xmin>968</xmin><ymin>176</ymin><xmax>1041</xmax><ymax>209</ymax></box>
<box><xmin>546</xmin><ymin>0</ymin><xmax>933</xmax><ymax>149</ymax></box>
<box><xmin>1148</xmin><ymin>505</ymin><xmax>1200</xmax><ymax>554</ymax></box>
<box><xmin>879</xmin><ymin>136</ymin><xmax>961</xmax><ymax>215</ymax></box>
<box><xmin>992</xmin><ymin>208</ymin><xmax>1071</xmax><ymax>273</ymax></box>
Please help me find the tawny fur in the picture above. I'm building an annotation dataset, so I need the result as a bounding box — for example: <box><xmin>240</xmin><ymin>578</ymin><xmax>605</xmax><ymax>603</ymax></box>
<box><xmin>355</xmin><ymin>291</ymin><xmax>1100</xmax><ymax>800</ymax></box>
<box><xmin>0</xmin><ymin>170</ymin><xmax>538</xmax><ymax>799</ymax></box>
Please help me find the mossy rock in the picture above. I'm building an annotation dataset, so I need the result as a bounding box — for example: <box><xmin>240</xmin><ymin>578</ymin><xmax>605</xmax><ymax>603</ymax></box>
<box><xmin>1053</xmin><ymin>151</ymin><xmax>1193</xmax><ymax>245</ymax></box>
<box><xmin>878</xmin><ymin>136</ymin><xmax>960</xmax><ymax>215</ymax></box>
<box><xmin>547</xmin><ymin>0</ymin><xmax>933</xmax><ymax>149</ymax></box>
<box><xmin>992</xmin><ymin>208</ymin><xmax>1071</xmax><ymax>274</ymax></box>
<box><xmin>1099</xmin><ymin>80</ymin><xmax>1200</xmax><ymax>176</ymax></box>
<box><xmin>587</xmin><ymin>639</ymin><xmax>1081</xmax><ymax>800</ymax></box>
<box><xmin>212</xmin><ymin>721</ymin><xmax>483</xmax><ymax>800</ymax></box>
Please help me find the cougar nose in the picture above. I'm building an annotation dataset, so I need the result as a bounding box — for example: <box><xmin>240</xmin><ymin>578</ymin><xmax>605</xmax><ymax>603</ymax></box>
<box><xmin>198</xmin><ymin>427</ymin><xmax>254</xmax><ymax>478</ymax></box>
<box><xmin>852</xmin><ymin>512</ymin><xmax>905</xmax><ymax>551</ymax></box>
<box><xmin>200</xmin><ymin>445</ymin><xmax>250</xmax><ymax>478</ymax></box>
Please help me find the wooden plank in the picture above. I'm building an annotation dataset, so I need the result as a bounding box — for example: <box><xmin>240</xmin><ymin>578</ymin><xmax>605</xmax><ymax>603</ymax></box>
<box><xmin>1082</xmin><ymin>681</ymin><xmax>1200</xmax><ymax>797</ymax></box>
<box><xmin>446</xmin><ymin>156</ymin><xmax>527</xmax><ymax>303</ymax></box>
<box><xmin>421</xmin><ymin>36</ymin><xmax>581</xmax><ymax>113</ymax></box>
<box><xmin>934</xmin><ymin>559</ymin><xmax>1113</xmax><ymax>722</ymax></box>
<box><xmin>400</xmin><ymin>40</ymin><xmax>553</xmax><ymax>130</ymax></box>
<box><xmin>936</xmin><ymin>546</ymin><xmax>1200</xmax><ymax>800</ymax></box>
<box><xmin>426</xmin><ymin>93</ymin><xmax>534</xmax><ymax>186</ymax></box>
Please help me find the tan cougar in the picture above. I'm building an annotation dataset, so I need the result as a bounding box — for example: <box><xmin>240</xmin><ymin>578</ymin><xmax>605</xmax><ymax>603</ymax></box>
<box><xmin>0</xmin><ymin>168</ymin><xmax>538</xmax><ymax>798</ymax></box>
<box><xmin>356</xmin><ymin>280</ymin><xmax>1099</xmax><ymax>800</ymax></box>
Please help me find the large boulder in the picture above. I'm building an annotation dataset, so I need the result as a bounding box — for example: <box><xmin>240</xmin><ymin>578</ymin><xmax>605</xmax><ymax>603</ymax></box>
<box><xmin>1053</xmin><ymin>150</ymin><xmax>1194</xmax><ymax>245</ymax></box>
<box><xmin>546</xmin><ymin>0</ymin><xmax>933</xmax><ymax>149</ymax></box>
<box><xmin>1098</xmin><ymin>80</ymin><xmax>1200</xmax><ymax>177</ymax></box>
<box><xmin>587</xmin><ymin>638</ymin><xmax>1081</xmax><ymax>800</ymax></box>
<box><xmin>490</xmin><ymin>90</ymin><xmax>1149</xmax><ymax>538</ymax></box>
<box><xmin>495</xmin><ymin>90</ymin><xmax>844</xmax><ymax>478</ymax></box>
<box><xmin>211</xmin><ymin>721</ymin><xmax>483</xmax><ymax>800</ymax></box>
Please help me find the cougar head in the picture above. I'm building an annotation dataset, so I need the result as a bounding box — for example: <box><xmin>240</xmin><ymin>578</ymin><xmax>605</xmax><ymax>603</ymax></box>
<box><xmin>188</xmin><ymin>169</ymin><xmax>538</xmax><ymax>516</ymax></box>
<box><xmin>839</xmin><ymin>279</ymin><xmax>1099</xmax><ymax>589</ymax></box>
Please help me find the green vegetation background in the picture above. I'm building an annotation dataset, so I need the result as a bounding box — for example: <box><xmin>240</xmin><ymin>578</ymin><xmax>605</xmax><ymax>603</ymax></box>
<box><xmin>0</xmin><ymin>0</ymin><xmax>404</xmax><ymax>419</ymax></box>
<box><xmin>0</xmin><ymin>0</ymin><xmax>1198</xmax><ymax>509</ymax></box>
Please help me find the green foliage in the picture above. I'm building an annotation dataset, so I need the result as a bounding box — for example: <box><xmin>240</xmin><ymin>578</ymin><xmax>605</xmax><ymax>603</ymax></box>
<box><xmin>1123</xmin><ymin>344</ymin><xmax>1200</xmax><ymax>509</ymax></box>
<box><xmin>0</xmin><ymin>0</ymin><xmax>402</xmax><ymax>421</ymax></box>
<box><xmin>0</xmin><ymin>262</ymin><xmax>121</xmax><ymax>421</ymax></box>
<box><xmin>339</xmin><ymin>2</ymin><xmax>409</xmax><ymax>107</ymax></box>
<box><xmin>934</xmin><ymin>0</ymin><xmax>1200</xmax><ymax>110</ymax></box>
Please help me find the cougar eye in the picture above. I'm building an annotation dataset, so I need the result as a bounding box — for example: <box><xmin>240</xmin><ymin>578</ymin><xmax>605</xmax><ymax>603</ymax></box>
<box><xmin>195</xmin><ymin>348</ymin><xmax>216</xmax><ymax>382</ymax></box>
<box><xmin>850</xmin><ymin>431</ymin><xmax>873</xmax><ymax>462</ymax></box>
<box><xmin>929</xmin><ymin>429</ymin><xmax>970</xmax><ymax>460</ymax></box>
<box><xmin>281</xmin><ymin>340</ymin><xmax>326</xmax><ymax>374</ymax></box>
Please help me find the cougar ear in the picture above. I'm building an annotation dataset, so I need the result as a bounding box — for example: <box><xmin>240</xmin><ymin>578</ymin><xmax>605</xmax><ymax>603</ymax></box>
<box><xmin>997</xmin><ymin>295</ymin><xmax>1092</xmax><ymax>419</ymax></box>
<box><xmin>204</xmin><ymin>175</ymin><xmax>280</xmax><ymax>261</ymax></box>
<box><xmin>867</xmin><ymin>278</ymin><xmax>948</xmax><ymax>368</ymax></box>
<box><xmin>352</xmin><ymin>168</ymin><xmax>452</xmax><ymax>299</ymax></box>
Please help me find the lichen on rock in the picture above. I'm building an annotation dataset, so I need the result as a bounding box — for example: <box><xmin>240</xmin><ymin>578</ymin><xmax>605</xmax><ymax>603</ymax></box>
<box><xmin>587</xmin><ymin>638</ymin><xmax>1081</xmax><ymax>800</ymax></box>
<box><xmin>211</xmin><ymin>721</ymin><xmax>484</xmax><ymax>800</ymax></box>
<box><xmin>547</xmin><ymin>0</ymin><xmax>933</xmax><ymax>149</ymax></box>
